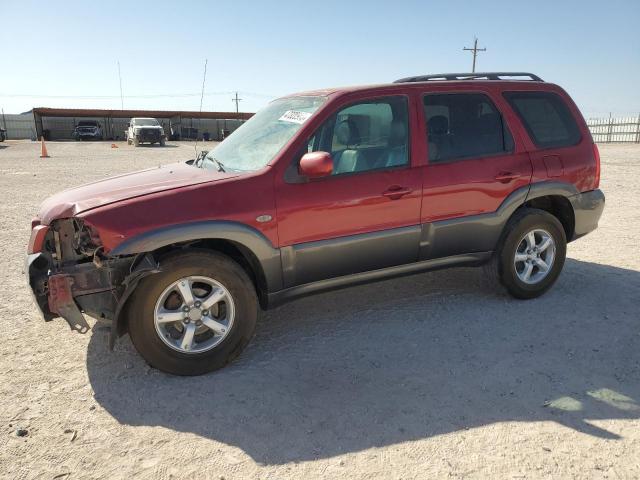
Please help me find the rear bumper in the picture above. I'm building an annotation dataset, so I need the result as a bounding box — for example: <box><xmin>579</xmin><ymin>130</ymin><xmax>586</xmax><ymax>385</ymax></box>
<box><xmin>570</xmin><ymin>189</ymin><xmax>605</xmax><ymax>240</ymax></box>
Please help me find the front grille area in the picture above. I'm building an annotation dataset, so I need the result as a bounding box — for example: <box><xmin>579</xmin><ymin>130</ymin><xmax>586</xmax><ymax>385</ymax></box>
<box><xmin>138</xmin><ymin>129</ymin><xmax>161</xmax><ymax>142</ymax></box>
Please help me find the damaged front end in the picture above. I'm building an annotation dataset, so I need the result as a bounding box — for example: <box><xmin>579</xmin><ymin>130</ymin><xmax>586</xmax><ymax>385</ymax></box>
<box><xmin>26</xmin><ymin>218</ymin><xmax>159</xmax><ymax>348</ymax></box>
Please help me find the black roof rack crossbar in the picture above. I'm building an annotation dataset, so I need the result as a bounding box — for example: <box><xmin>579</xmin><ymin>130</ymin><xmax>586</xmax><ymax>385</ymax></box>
<box><xmin>393</xmin><ymin>72</ymin><xmax>543</xmax><ymax>83</ymax></box>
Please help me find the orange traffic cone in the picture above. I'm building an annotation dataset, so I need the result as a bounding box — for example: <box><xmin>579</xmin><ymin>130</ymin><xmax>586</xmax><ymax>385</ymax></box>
<box><xmin>40</xmin><ymin>137</ymin><xmax>50</xmax><ymax>158</ymax></box>
<box><xmin>111</xmin><ymin>143</ymin><xmax>118</xmax><ymax>148</ymax></box>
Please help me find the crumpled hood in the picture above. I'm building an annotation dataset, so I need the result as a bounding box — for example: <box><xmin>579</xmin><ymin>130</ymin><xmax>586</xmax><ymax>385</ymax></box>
<box><xmin>38</xmin><ymin>162</ymin><xmax>236</xmax><ymax>225</ymax></box>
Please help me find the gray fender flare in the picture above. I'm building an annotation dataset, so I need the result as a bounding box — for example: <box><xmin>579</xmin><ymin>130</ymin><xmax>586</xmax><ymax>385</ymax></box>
<box><xmin>420</xmin><ymin>181</ymin><xmax>579</xmax><ymax>258</ymax></box>
<box><xmin>107</xmin><ymin>221</ymin><xmax>282</xmax><ymax>345</ymax></box>
<box><xmin>109</xmin><ymin>221</ymin><xmax>283</xmax><ymax>293</ymax></box>
<box><xmin>500</xmin><ymin>181</ymin><xmax>580</xmax><ymax>242</ymax></box>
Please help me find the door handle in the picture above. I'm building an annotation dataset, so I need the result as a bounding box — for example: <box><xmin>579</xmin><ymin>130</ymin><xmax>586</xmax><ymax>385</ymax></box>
<box><xmin>494</xmin><ymin>171</ymin><xmax>518</xmax><ymax>183</ymax></box>
<box><xmin>382</xmin><ymin>186</ymin><xmax>412</xmax><ymax>200</ymax></box>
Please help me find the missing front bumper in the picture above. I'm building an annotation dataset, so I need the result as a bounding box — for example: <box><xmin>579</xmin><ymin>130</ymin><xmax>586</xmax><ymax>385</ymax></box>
<box><xmin>47</xmin><ymin>275</ymin><xmax>91</xmax><ymax>333</ymax></box>
<box><xmin>26</xmin><ymin>251</ymin><xmax>159</xmax><ymax>347</ymax></box>
<box><xmin>26</xmin><ymin>252</ymin><xmax>129</xmax><ymax>334</ymax></box>
<box><xmin>26</xmin><ymin>253</ymin><xmax>91</xmax><ymax>332</ymax></box>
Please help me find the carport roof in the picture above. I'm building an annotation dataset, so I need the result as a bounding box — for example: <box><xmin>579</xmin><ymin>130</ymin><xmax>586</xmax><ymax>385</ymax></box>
<box><xmin>31</xmin><ymin>107</ymin><xmax>253</xmax><ymax>120</ymax></box>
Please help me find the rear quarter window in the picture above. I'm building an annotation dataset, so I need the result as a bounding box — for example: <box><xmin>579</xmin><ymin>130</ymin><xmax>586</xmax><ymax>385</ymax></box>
<box><xmin>504</xmin><ymin>91</ymin><xmax>581</xmax><ymax>149</ymax></box>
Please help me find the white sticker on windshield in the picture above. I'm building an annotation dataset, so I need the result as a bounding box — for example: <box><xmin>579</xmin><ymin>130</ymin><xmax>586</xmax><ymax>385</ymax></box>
<box><xmin>279</xmin><ymin>110</ymin><xmax>312</xmax><ymax>124</ymax></box>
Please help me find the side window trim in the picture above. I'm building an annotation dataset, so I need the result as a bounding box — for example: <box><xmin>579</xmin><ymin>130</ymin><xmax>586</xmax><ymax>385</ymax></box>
<box><xmin>286</xmin><ymin>94</ymin><xmax>412</xmax><ymax>182</ymax></box>
<box><xmin>422</xmin><ymin>91</ymin><xmax>514</xmax><ymax>165</ymax></box>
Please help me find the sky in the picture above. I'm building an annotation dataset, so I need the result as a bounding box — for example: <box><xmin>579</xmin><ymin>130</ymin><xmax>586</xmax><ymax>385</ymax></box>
<box><xmin>1</xmin><ymin>0</ymin><xmax>639</xmax><ymax>118</ymax></box>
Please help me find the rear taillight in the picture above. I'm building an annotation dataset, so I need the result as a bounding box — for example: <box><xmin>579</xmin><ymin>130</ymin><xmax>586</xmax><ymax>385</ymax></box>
<box><xmin>593</xmin><ymin>143</ymin><xmax>601</xmax><ymax>189</ymax></box>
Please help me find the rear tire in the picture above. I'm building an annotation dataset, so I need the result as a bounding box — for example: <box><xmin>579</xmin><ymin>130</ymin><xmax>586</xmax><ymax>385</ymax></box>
<box><xmin>127</xmin><ymin>250</ymin><xmax>258</xmax><ymax>375</ymax></box>
<box><xmin>484</xmin><ymin>208</ymin><xmax>566</xmax><ymax>299</ymax></box>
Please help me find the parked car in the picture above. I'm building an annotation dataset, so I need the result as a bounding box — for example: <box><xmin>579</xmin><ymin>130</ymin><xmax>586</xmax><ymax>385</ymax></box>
<box><xmin>72</xmin><ymin>120</ymin><xmax>103</xmax><ymax>141</ymax></box>
<box><xmin>126</xmin><ymin>117</ymin><xmax>166</xmax><ymax>146</ymax></box>
<box><xmin>27</xmin><ymin>72</ymin><xmax>604</xmax><ymax>375</ymax></box>
<box><xmin>0</xmin><ymin>127</ymin><xmax>6</xmax><ymax>142</ymax></box>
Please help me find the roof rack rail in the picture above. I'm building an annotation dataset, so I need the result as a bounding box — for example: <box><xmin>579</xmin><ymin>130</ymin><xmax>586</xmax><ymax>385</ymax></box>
<box><xmin>393</xmin><ymin>72</ymin><xmax>543</xmax><ymax>83</ymax></box>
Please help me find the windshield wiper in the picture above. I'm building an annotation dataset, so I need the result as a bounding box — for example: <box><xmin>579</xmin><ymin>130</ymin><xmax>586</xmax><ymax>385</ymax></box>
<box><xmin>212</xmin><ymin>157</ymin><xmax>226</xmax><ymax>172</ymax></box>
<box><xmin>196</xmin><ymin>151</ymin><xmax>227</xmax><ymax>172</ymax></box>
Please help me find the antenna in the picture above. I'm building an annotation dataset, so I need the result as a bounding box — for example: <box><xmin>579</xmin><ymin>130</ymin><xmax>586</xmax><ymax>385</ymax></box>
<box><xmin>194</xmin><ymin>59</ymin><xmax>208</xmax><ymax>158</ymax></box>
<box><xmin>117</xmin><ymin>61</ymin><xmax>124</xmax><ymax>110</ymax></box>
<box><xmin>463</xmin><ymin>37</ymin><xmax>486</xmax><ymax>73</ymax></box>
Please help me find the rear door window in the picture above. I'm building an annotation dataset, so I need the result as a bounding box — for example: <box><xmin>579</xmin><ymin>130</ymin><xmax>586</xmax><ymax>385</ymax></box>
<box><xmin>503</xmin><ymin>91</ymin><xmax>581</xmax><ymax>148</ymax></box>
<box><xmin>423</xmin><ymin>93</ymin><xmax>513</xmax><ymax>163</ymax></box>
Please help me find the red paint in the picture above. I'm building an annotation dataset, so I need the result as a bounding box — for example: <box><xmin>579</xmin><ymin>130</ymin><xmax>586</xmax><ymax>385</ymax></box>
<box><xmin>47</xmin><ymin>275</ymin><xmax>74</xmax><ymax>315</ymax></box>
<box><xmin>419</xmin><ymin>151</ymin><xmax>533</xmax><ymax>223</ymax></box>
<box><xmin>27</xmin><ymin>225</ymin><xmax>49</xmax><ymax>254</ymax></box>
<box><xmin>593</xmin><ymin>143</ymin><xmax>601</xmax><ymax>188</ymax></box>
<box><xmin>31</xmin><ymin>79</ymin><xmax>598</xmax><ymax>254</ymax></box>
<box><xmin>38</xmin><ymin>162</ymin><xmax>238</xmax><ymax>225</ymax></box>
<box><xmin>77</xmin><ymin>170</ymin><xmax>279</xmax><ymax>251</ymax></box>
<box><xmin>299</xmin><ymin>151</ymin><xmax>333</xmax><ymax>178</ymax></box>
<box><xmin>276</xmin><ymin>168</ymin><xmax>422</xmax><ymax>245</ymax></box>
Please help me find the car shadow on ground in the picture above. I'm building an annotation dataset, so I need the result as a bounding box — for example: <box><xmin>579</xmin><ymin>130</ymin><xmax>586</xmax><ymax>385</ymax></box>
<box><xmin>87</xmin><ymin>258</ymin><xmax>640</xmax><ymax>465</ymax></box>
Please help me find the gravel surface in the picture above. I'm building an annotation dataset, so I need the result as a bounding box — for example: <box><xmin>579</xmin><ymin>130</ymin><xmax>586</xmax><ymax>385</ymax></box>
<box><xmin>1</xmin><ymin>140</ymin><xmax>639</xmax><ymax>479</ymax></box>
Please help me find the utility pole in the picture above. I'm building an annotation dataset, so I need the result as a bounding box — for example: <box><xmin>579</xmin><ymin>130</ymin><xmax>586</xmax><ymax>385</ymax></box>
<box><xmin>463</xmin><ymin>37</ymin><xmax>486</xmax><ymax>73</ymax></box>
<box><xmin>232</xmin><ymin>92</ymin><xmax>242</xmax><ymax>114</ymax></box>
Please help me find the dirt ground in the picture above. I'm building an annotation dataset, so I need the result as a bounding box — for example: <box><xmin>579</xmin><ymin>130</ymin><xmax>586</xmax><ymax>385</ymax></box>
<box><xmin>0</xmin><ymin>139</ymin><xmax>639</xmax><ymax>479</ymax></box>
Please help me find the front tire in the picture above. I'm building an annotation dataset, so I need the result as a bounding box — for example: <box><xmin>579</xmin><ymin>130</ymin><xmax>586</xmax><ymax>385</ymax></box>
<box><xmin>127</xmin><ymin>251</ymin><xmax>258</xmax><ymax>375</ymax></box>
<box><xmin>485</xmin><ymin>208</ymin><xmax>567</xmax><ymax>299</ymax></box>
<box><xmin>133</xmin><ymin>137</ymin><xmax>140</xmax><ymax>147</ymax></box>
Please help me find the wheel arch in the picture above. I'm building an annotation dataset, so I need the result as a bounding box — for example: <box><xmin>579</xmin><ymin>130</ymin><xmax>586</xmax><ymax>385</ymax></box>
<box><xmin>111</xmin><ymin>220</ymin><xmax>282</xmax><ymax>293</ymax></box>
<box><xmin>156</xmin><ymin>238</ymin><xmax>271</xmax><ymax>306</ymax></box>
<box><xmin>108</xmin><ymin>221</ymin><xmax>282</xmax><ymax>342</ymax></box>
<box><xmin>489</xmin><ymin>181</ymin><xmax>579</xmax><ymax>254</ymax></box>
<box><xmin>521</xmin><ymin>195</ymin><xmax>575</xmax><ymax>240</ymax></box>
<box><xmin>519</xmin><ymin>181</ymin><xmax>578</xmax><ymax>241</ymax></box>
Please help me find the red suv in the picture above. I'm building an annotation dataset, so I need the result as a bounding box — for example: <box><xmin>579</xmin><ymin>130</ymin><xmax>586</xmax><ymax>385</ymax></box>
<box><xmin>27</xmin><ymin>72</ymin><xmax>605</xmax><ymax>375</ymax></box>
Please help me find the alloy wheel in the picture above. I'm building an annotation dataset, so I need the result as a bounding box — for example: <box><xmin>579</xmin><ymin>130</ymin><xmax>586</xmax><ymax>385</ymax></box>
<box><xmin>153</xmin><ymin>276</ymin><xmax>235</xmax><ymax>354</ymax></box>
<box><xmin>513</xmin><ymin>228</ymin><xmax>556</xmax><ymax>285</ymax></box>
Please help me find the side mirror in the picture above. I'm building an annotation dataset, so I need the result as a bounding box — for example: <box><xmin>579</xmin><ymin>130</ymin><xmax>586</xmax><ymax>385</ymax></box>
<box><xmin>299</xmin><ymin>151</ymin><xmax>333</xmax><ymax>179</ymax></box>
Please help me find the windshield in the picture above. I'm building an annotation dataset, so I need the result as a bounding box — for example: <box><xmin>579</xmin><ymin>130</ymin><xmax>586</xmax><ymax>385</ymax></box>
<box><xmin>202</xmin><ymin>96</ymin><xmax>325</xmax><ymax>172</ymax></box>
<box><xmin>133</xmin><ymin>118</ymin><xmax>160</xmax><ymax>126</ymax></box>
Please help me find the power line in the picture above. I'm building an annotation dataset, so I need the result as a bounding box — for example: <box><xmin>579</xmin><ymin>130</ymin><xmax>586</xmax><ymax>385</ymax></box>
<box><xmin>463</xmin><ymin>37</ymin><xmax>486</xmax><ymax>73</ymax></box>
<box><xmin>0</xmin><ymin>91</ymin><xmax>277</xmax><ymax>100</ymax></box>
